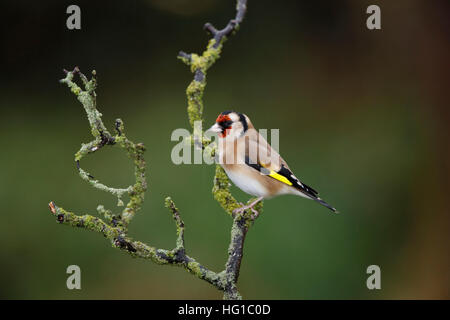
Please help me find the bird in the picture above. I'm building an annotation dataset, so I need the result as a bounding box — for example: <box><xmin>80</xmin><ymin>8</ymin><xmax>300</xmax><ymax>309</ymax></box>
<box><xmin>207</xmin><ymin>111</ymin><xmax>338</xmax><ymax>217</ymax></box>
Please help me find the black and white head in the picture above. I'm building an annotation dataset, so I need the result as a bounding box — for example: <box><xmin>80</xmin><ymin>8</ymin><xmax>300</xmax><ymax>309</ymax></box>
<box><xmin>208</xmin><ymin>111</ymin><xmax>251</xmax><ymax>139</ymax></box>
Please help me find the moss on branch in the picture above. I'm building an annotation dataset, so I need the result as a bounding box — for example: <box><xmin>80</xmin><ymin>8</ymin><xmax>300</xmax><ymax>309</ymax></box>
<box><xmin>50</xmin><ymin>0</ymin><xmax>256</xmax><ymax>300</ymax></box>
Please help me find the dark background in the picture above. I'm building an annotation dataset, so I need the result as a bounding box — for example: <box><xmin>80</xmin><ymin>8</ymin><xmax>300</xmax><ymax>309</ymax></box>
<box><xmin>0</xmin><ymin>0</ymin><xmax>449</xmax><ymax>299</ymax></box>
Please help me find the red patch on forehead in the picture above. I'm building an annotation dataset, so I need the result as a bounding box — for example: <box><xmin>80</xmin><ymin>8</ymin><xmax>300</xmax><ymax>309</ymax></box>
<box><xmin>216</xmin><ymin>114</ymin><xmax>231</xmax><ymax>123</ymax></box>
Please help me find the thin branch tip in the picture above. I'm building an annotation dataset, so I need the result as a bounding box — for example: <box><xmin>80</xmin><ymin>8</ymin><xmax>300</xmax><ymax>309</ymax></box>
<box><xmin>203</xmin><ymin>22</ymin><xmax>218</xmax><ymax>35</ymax></box>
<box><xmin>48</xmin><ymin>201</ymin><xmax>56</xmax><ymax>214</ymax></box>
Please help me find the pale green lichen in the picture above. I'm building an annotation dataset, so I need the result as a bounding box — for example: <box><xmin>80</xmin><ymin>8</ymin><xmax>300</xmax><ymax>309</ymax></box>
<box><xmin>165</xmin><ymin>196</ymin><xmax>185</xmax><ymax>250</ymax></box>
<box><xmin>57</xmin><ymin>68</ymin><xmax>148</xmax><ymax>230</ymax></box>
<box><xmin>52</xmin><ymin>0</ymin><xmax>251</xmax><ymax>301</ymax></box>
<box><xmin>186</xmin><ymin>81</ymin><xmax>206</xmax><ymax>128</ymax></box>
<box><xmin>54</xmin><ymin>205</ymin><xmax>120</xmax><ymax>240</ymax></box>
<box><xmin>78</xmin><ymin>168</ymin><xmax>130</xmax><ymax>203</ymax></box>
<box><xmin>212</xmin><ymin>166</ymin><xmax>240</xmax><ymax>215</ymax></box>
<box><xmin>179</xmin><ymin>8</ymin><xmax>263</xmax><ymax>220</ymax></box>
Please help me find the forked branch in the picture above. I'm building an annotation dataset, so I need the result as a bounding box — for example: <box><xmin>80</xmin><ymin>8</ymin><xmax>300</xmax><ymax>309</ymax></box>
<box><xmin>49</xmin><ymin>0</ymin><xmax>259</xmax><ymax>300</ymax></box>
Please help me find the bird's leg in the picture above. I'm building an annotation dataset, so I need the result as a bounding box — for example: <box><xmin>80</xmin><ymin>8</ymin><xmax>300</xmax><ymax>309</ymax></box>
<box><xmin>233</xmin><ymin>196</ymin><xmax>264</xmax><ymax>219</ymax></box>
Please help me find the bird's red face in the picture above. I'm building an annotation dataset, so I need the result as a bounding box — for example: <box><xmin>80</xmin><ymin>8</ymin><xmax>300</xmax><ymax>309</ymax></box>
<box><xmin>208</xmin><ymin>111</ymin><xmax>248</xmax><ymax>139</ymax></box>
<box><xmin>216</xmin><ymin>114</ymin><xmax>231</xmax><ymax>124</ymax></box>
<box><xmin>208</xmin><ymin>113</ymin><xmax>234</xmax><ymax>138</ymax></box>
<box><xmin>215</xmin><ymin>114</ymin><xmax>233</xmax><ymax>138</ymax></box>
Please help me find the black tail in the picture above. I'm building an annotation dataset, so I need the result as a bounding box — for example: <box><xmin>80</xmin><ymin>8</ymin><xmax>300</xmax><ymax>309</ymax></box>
<box><xmin>312</xmin><ymin>196</ymin><xmax>338</xmax><ymax>213</ymax></box>
<box><xmin>297</xmin><ymin>182</ymin><xmax>338</xmax><ymax>213</ymax></box>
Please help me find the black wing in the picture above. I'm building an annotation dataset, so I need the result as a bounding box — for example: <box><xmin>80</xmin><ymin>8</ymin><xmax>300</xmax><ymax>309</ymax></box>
<box><xmin>244</xmin><ymin>156</ymin><xmax>338</xmax><ymax>213</ymax></box>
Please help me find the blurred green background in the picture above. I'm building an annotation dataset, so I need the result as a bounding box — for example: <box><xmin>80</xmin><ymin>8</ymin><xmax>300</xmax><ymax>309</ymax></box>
<box><xmin>1</xmin><ymin>0</ymin><xmax>449</xmax><ymax>299</ymax></box>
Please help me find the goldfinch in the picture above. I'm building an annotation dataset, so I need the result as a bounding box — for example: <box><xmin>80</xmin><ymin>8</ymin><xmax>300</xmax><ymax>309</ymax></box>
<box><xmin>208</xmin><ymin>111</ymin><xmax>338</xmax><ymax>215</ymax></box>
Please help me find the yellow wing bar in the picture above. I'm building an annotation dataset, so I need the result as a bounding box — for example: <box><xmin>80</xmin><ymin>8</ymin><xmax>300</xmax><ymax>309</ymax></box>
<box><xmin>268</xmin><ymin>170</ymin><xmax>293</xmax><ymax>186</ymax></box>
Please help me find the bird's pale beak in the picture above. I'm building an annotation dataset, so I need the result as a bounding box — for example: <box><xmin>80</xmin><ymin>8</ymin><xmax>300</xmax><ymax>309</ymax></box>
<box><xmin>207</xmin><ymin>123</ymin><xmax>222</xmax><ymax>133</ymax></box>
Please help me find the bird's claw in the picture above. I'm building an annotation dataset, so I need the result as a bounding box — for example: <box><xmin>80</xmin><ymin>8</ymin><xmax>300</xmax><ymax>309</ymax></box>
<box><xmin>250</xmin><ymin>207</ymin><xmax>259</xmax><ymax>220</ymax></box>
<box><xmin>232</xmin><ymin>203</ymin><xmax>260</xmax><ymax>220</ymax></box>
<box><xmin>232</xmin><ymin>206</ymin><xmax>245</xmax><ymax>215</ymax></box>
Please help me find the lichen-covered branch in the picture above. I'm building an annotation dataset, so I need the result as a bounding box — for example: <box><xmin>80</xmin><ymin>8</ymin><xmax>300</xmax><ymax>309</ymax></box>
<box><xmin>178</xmin><ymin>0</ymin><xmax>247</xmax><ymax>145</ymax></box>
<box><xmin>48</xmin><ymin>199</ymin><xmax>225</xmax><ymax>288</ymax></box>
<box><xmin>52</xmin><ymin>68</ymin><xmax>228</xmax><ymax>289</ymax></box>
<box><xmin>178</xmin><ymin>0</ymin><xmax>263</xmax><ymax>300</ymax></box>
<box><xmin>49</xmin><ymin>0</ymin><xmax>258</xmax><ymax>300</ymax></box>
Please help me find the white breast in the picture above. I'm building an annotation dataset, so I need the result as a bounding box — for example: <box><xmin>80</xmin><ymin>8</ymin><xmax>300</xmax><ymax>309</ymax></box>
<box><xmin>223</xmin><ymin>166</ymin><xmax>269</xmax><ymax>198</ymax></box>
